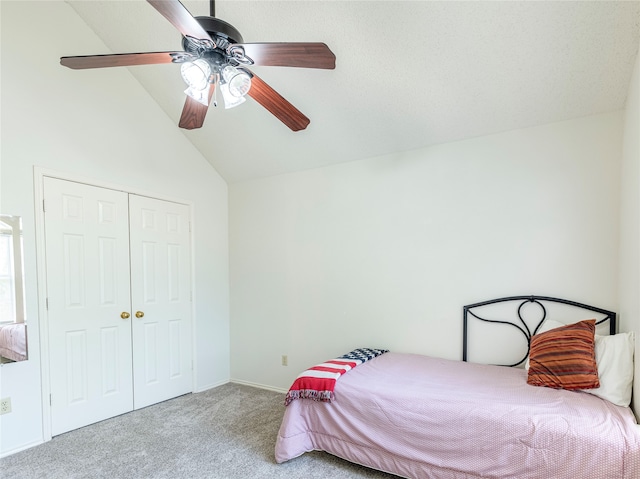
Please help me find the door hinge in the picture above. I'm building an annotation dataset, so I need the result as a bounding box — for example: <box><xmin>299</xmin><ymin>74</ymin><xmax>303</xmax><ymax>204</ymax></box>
<box><xmin>43</xmin><ymin>199</ymin><xmax>46</xmax><ymax>213</ymax></box>
<box><xmin>49</xmin><ymin>394</ymin><xmax>52</xmax><ymax>406</ymax></box>
<box><xmin>46</xmin><ymin>298</ymin><xmax>49</xmax><ymax>310</ymax></box>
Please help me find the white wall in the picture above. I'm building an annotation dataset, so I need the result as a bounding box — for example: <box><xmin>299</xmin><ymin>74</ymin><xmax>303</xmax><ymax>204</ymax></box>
<box><xmin>230</xmin><ymin>112</ymin><xmax>623</xmax><ymax>391</ymax></box>
<box><xmin>618</xmin><ymin>42</ymin><xmax>640</xmax><ymax>419</ymax></box>
<box><xmin>0</xmin><ymin>1</ymin><xmax>230</xmax><ymax>455</ymax></box>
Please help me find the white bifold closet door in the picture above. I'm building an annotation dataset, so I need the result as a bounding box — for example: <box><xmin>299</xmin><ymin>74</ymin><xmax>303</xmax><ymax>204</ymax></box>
<box><xmin>45</xmin><ymin>178</ymin><xmax>133</xmax><ymax>435</ymax></box>
<box><xmin>44</xmin><ymin>177</ymin><xmax>192</xmax><ymax>436</ymax></box>
<box><xmin>129</xmin><ymin>194</ymin><xmax>192</xmax><ymax>410</ymax></box>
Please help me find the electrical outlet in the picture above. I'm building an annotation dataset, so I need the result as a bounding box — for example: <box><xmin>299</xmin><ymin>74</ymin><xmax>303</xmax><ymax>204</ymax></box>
<box><xmin>281</xmin><ymin>355</ymin><xmax>288</xmax><ymax>366</ymax></box>
<box><xmin>0</xmin><ymin>398</ymin><xmax>11</xmax><ymax>415</ymax></box>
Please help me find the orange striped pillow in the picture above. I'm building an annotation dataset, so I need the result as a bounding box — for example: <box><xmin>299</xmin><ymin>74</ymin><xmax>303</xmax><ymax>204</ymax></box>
<box><xmin>527</xmin><ymin>319</ymin><xmax>599</xmax><ymax>390</ymax></box>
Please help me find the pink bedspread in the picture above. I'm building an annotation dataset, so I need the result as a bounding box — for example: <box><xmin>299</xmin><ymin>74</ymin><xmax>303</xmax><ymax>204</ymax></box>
<box><xmin>275</xmin><ymin>352</ymin><xmax>640</xmax><ymax>478</ymax></box>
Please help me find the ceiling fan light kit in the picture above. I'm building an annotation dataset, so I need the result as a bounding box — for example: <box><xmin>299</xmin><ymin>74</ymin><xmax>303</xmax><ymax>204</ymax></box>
<box><xmin>219</xmin><ymin>82</ymin><xmax>247</xmax><ymax>110</ymax></box>
<box><xmin>60</xmin><ymin>0</ymin><xmax>336</xmax><ymax>131</ymax></box>
<box><xmin>221</xmin><ymin>66</ymin><xmax>251</xmax><ymax>98</ymax></box>
<box><xmin>181</xmin><ymin>59</ymin><xmax>211</xmax><ymax>97</ymax></box>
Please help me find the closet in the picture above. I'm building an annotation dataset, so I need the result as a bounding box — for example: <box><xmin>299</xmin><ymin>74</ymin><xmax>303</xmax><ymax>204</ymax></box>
<box><xmin>43</xmin><ymin>177</ymin><xmax>192</xmax><ymax>436</ymax></box>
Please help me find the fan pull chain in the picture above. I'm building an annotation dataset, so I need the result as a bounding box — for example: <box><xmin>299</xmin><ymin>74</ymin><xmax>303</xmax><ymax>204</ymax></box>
<box><xmin>212</xmin><ymin>73</ymin><xmax>219</xmax><ymax>107</ymax></box>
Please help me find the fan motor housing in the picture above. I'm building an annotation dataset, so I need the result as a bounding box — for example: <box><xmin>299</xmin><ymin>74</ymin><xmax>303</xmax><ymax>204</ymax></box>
<box><xmin>183</xmin><ymin>16</ymin><xmax>244</xmax><ymax>49</ymax></box>
<box><xmin>181</xmin><ymin>17</ymin><xmax>246</xmax><ymax>70</ymax></box>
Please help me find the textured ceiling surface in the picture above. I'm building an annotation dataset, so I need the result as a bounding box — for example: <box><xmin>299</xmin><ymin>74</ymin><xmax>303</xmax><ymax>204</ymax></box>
<box><xmin>66</xmin><ymin>0</ymin><xmax>640</xmax><ymax>183</ymax></box>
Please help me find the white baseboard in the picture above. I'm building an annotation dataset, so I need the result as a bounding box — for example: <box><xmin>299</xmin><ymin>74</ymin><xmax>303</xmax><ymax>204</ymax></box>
<box><xmin>230</xmin><ymin>378</ymin><xmax>287</xmax><ymax>394</ymax></box>
<box><xmin>1</xmin><ymin>439</ymin><xmax>44</xmax><ymax>458</ymax></box>
<box><xmin>193</xmin><ymin>378</ymin><xmax>230</xmax><ymax>393</ymax></box>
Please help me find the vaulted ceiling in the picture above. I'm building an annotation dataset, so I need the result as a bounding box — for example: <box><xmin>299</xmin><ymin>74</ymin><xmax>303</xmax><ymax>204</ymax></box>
<box><xmin>66</xmin><ymin>1</ymin><xmax>640</xmax><ymax>183</ymax></box>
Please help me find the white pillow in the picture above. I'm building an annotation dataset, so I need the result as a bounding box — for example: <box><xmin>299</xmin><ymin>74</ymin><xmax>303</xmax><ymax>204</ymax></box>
<box><xmin>581</xmin><ymin>332</ymin><xmax>635</xmax><ymax>407</ymax></box>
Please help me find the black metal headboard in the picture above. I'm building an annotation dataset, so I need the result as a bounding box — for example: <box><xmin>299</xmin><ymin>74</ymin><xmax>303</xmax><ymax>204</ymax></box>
<box><xmin>463</xmin><ymin>295</ymin><xmax>616</xmax><ymax>367</ymax></box>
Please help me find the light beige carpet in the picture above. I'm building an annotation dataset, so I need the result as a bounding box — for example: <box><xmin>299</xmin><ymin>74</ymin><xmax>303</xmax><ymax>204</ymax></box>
<box><xmin>1</xmin><ymin>383</ymin><xmax>398</xmax><ymax>478</ymax></box>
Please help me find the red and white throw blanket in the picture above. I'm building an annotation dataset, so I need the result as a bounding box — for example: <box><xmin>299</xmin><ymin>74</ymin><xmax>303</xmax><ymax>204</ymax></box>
<box><xmin>284</xmin><ymin>348</ymin><xmax>388</xmax><ymax>406</ymax></box>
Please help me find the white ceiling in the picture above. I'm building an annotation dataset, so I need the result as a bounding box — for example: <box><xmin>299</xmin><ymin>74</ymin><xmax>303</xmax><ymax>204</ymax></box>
<box><xmin>66</xmin><ymin>0</ymin><xmax>640</xmax><ymax>183</ymax></box>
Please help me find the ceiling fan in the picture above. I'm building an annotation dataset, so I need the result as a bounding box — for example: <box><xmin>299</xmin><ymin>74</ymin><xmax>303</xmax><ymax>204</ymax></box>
<box><xmin>60</xmin><ymin>0</ymin><xmax>336</xmax><ymax>131</ymax></box>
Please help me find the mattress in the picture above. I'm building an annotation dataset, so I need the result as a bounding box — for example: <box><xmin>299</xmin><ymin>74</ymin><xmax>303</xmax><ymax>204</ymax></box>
<box><xmin>275</xmin><ymin>352</ymin><xmax>640</xmax><ymax>478</ymax></box>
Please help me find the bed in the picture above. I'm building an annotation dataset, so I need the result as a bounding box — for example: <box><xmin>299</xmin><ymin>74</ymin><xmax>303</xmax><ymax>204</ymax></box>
<box><xmin>275</xmin><ymin>296</ymin><xmax>640</xmax><ymax>478</ymax></box>
<box><xmin>0</xmin><ymin>322</ymin><xmax>28</xmax><ymax>362</ymax></box>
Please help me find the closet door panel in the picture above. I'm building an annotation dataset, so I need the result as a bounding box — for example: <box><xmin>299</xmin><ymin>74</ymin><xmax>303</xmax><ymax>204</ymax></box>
<box><xmin>129</xmin><ymin>195</ymin><xmax>192</xmax><ymax>409</ymax></box>
<box><xmin>44</xmin><ymin>178</ymin><xmax>133</xmax><ymax>436</ymax></box>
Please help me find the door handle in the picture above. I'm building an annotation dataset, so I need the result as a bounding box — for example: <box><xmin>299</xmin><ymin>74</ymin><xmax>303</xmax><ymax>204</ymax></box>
<box><xmin>121</xmin><ymin>312</ymin><xmax>130</xmax><ymax>320</ymax></box>
<box><xmin>135</xmin><ymin>311</ymin><xmax>145</xmax><ymax>318</ymax></box>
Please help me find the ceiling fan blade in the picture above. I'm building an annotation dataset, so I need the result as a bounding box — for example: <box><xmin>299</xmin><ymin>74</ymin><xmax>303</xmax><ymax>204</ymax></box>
<box><xmin>147</xmin><ymin>0</ymin><xmax>213</xmax><ymax>42</ymax></box>
<box><xmin>60</xmin><ymin>52</ymin><xmax>187</xmax><ymax>70</ymax></box>
<box><xmin>246</xmin><ymin>72</ymin><xmax>310</xmax><ymax>131</ymax></box>
<box><xmin>178</xmin><ymin>84</ymin><xmax>214</xmax><ymax>130</ymax></box>
<box><xmin>235</xmin><ymin>43</ymin><xmax>336</xmax><ymax>69</ymax></box>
